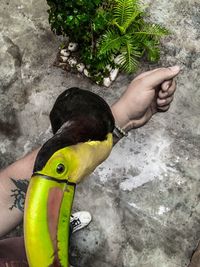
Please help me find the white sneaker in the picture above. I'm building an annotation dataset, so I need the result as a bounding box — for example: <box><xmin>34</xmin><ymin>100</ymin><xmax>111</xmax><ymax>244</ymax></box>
<box><xmin>70</xmin><ymin>211</ymin><xmax>92</xmax><ymax>233</ymax></box>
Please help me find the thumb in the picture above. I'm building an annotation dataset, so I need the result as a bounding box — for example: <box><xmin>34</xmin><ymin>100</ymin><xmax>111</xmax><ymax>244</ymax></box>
<box><xmin>143</xmin><ymin>66</ymin><xmax>180</xmax><ymax>88</ymax></box>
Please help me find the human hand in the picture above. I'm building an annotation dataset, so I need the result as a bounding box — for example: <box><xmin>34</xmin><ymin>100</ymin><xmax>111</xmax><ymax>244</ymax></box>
<box><xmin>111</xmin><ymin>66</ymin><xmax>180</xmax><ymax>131</ymax></box>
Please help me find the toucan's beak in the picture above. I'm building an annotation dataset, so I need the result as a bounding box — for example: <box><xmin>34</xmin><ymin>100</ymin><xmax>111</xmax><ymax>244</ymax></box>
<box><xmin>24</xmin><ymin>172</ymin><xmax>75</xmax><ymax>267</ymax></box>
<box><xmin>24</xmin><ymin>133</ymin><xmax>113</xmax><ymax>267</ymax></box>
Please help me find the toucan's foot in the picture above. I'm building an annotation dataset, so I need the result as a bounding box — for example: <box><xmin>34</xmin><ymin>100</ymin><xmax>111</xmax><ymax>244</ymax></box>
<box><xmin>70</xmin><ymin>211</ymin><xmax>92</xmax><ymax>233</ymax></box>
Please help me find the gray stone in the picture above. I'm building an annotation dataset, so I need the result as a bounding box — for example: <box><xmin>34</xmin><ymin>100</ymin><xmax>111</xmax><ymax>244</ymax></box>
<box><xmin>0</xmin><ymin>36</ymin><xmax>21</xmax><ymax>91</ymax></box>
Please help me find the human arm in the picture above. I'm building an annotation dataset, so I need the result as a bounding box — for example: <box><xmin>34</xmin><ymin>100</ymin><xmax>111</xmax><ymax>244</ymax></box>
<box><xmin>0</xmin><ymin>149</ymin><xmax>39</xmax><ymax>237</ymax></box>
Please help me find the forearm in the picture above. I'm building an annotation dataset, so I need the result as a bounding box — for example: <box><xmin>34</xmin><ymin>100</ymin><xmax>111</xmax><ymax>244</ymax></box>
<box><xmin>0</xmin><ymin>148</ymin><xmax>40</xmax><ymax>237</ymax></box>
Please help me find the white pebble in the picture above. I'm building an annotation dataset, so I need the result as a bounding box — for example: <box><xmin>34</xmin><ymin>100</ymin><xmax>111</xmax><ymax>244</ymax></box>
<box><xmin>68</xmin><ymin>43</ymin><xmax>78</xmax><ymax>52</ymax></box>
<box><xmin>83</xmin><ymin>69</ymin><xmax>90</xmax><ymax>77</ymax></box>
<box><xmin>76</xmin><ymin>63</ymin><xmax>85</xmax><ymax>73</ymax></box>
<box><xmin>68</xmin><ymin>58</ymin><xmax>77</xmax><ymax>67</ymax></box>
<box><xmin>103</xmin><ymin>77</ymin><xmax>112</xmax><ymax>87</ymax></box>
<box><xmin>110</xmin><ymin>68</ymin><xmax>119</xmax><ymax>81</ymax></box>
<box><xmin>60</xmin><ymin>49</ymin><xmax>70</xmax><ymax>57</ymax></box>
<box><xmin>60</xmin><ymin>56</ymin><xmax>68</xmax><ymax>62</ymax></box>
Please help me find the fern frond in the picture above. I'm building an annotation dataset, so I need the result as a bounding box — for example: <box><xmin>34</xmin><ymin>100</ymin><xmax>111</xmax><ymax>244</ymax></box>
<box><xmin>135</xmin><ymin>23</ymin><xmax>170</xmax><ymax>37</ymax></box>
<box><xmin>122</xmin><ymin>10</ymin><xmax>142</xmax><ymax>32</ymax></box>
<box><xmin>117</xmin><ymin>53</ymin><xmax>138</xmax><ymax>73</ymax></box>
<box><xmin>97</xmin><ymin>29</ymin><xmax>124</xmax><ymax>56</ymax></box>
<box><xmin>118</xmin><ymin>39</ymin><xmax>141</xmax><ymax>73</ymax></box>
<box><xmin>95</xmin><ymin>54</ymin><xmax>112</xmax><ymax>69</ymax></box>
<box><xmin>143</xmin><ymin>39</ymin><xmax>160</xmax><ymax>62</ymax></box>
<box><xmin>114</xmin><ymin>0</ymin><xmax>139</xmax><ymax>27</ymax></box>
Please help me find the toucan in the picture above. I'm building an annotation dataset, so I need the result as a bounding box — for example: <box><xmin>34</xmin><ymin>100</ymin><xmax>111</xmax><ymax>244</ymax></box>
<box><xmin>24</xmin><ymin>88</ymin><xmax>115</xmax><ymax>267</ymax></box>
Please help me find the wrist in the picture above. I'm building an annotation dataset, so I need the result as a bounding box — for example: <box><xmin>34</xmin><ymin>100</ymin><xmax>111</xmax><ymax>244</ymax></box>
<box><xmin>111</xmin><ymin>100</ymin><xmax>130</xmax><ymax>130</ymax></box>
<box><xmin>111</xmin><ymin>100</ymin><xmax>131</xmax><ymax>145</ymax></box>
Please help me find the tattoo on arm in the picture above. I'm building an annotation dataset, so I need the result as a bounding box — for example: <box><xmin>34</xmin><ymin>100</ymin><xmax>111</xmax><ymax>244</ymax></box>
<box><xmin>9</xmin><ymin>178</ymin><xmax>29</xmax><ymax>212</ymax></box>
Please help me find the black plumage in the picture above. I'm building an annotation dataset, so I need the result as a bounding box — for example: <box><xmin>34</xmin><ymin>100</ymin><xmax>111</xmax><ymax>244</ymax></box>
<box><xmin>33</xmin><ymin>88</ymin><xmax>114</xmax><ymax>172</ymax></box>
<box><xmin>50</xmin><ymin>87</ymin><xmax>114</xmax><ymax>136</ymax></box>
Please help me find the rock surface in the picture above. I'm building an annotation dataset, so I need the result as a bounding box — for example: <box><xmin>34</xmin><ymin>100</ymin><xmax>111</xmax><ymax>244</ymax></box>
<box><xmin>0</xmin><ymin>0</ymin><xmax>200</xmax><ymax>266</ymax></box>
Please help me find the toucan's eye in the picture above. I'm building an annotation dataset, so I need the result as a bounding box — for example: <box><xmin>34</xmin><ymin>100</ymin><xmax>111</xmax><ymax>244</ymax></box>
<box><xmin>56</xmin><ymin>163</ymin><xmax>65</xmax><ymax>174</ymax></box>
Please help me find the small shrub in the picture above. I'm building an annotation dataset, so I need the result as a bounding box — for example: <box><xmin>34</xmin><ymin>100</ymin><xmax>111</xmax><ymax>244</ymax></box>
<box><xmin>47</xmin><ymin>0</ymin><xmax>169</xmax><ymax>83</ymax></box>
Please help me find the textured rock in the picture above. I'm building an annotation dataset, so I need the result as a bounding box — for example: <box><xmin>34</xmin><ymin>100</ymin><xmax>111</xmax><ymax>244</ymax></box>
<box><xmin>0</xmin><ymin>0</ymin><xmax>200</xmax><ymax>266</ymax></box>
<box><xmin>110</xmin><ymin>68</ymin><xmax>119</xmax><ymax>82</ymax></box>
<box><xmin>0</xmin><ymin>36</ymin><xmax>20</xmax><ymax>92</ymax></box>
<box><xmin>103</xmin><ymin>77</ymin><xmax>112</xmax><ymax>87</ymax></box>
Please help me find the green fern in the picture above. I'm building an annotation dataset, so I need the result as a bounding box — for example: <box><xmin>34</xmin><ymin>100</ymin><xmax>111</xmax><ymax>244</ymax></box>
<box><xmin>47</xmin><ymin>0</ymin><xmax>169</xmax><ymax>84</ymax></box>
<box><xmin>143</xmin><ymin>39</ymin><xmax>160</xmax><ymax>62</ymax></box>
<box><xmin>121</xmin><ymin>9</ymin><xmax>142</xmax><ymax>32</ymax></box>
<box><xmin>136</xmin><ymin>23</ymin><xmax>170</xmax><ymax>37</ymax></box>
<box><xmin>98</xmin><ymin>30</ymin><xmax>124</xmax><ymax>56</ymax></box>
<box><xmin>114</xmin><ymin>0</ymin><xmax>139</xmax><ymax>27</ymax></box>
<box><xmin>119</xmin><ymin>40</ymin><xmax>141</xmax><ymax>73</ymax></box>
<box><xmin>96</xmin><ymin>0</ymin><xmax>169</xmax><ymax>75</ymax></box>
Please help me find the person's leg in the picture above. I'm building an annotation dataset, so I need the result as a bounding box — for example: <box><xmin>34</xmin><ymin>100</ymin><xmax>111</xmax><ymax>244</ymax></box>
<box><xmin>189</xmin><ymin>242</ymin><xmax>200</xmax><ymax>267</ymax></box>
<box><xmin>0</xmin><ymin>259</ymin><xmax>28</xmax><ymax>267</ymax></box>
<box><xmin>0</xmin><ymin>237</ymin><xmax>26</xmax><ymax>261</ymax></box>
<box><xmin>0</xmin><ymin>237</ymin><xmax>28</xmax><ymax>266</ymax></box>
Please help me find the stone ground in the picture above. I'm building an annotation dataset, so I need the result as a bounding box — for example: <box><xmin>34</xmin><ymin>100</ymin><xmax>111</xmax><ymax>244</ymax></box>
<box><xmin>0</xmin><ymin>0</ymin><xmax>200</xmax><ymax>266</ymax></box>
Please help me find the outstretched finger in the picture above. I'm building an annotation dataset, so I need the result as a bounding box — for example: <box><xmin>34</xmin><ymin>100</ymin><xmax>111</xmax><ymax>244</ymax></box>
<box><xmin>134</xmin><ymin>68</ymin><xmax>161</xmax><ymax>81</ymax></box>
<box><xmin>142</xmin><ymin>66</ymin><xmax>180</xmax><ymax>88</ymax></box>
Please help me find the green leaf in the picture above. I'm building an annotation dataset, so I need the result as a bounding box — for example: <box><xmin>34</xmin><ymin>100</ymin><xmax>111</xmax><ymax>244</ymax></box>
<box><xmin>118</xmin><ymin>39</ymin><xmax>141</xmax><ymax>73</ymax></box>
<box><xmin>122</xmin><ymin>10</ymin><xmax>142</xmax><ymax>32</ymax></box>
<box><xmin>143</xmin><ymin>39</ymin><xmax>160</xmax><ymax>62</ymax></box>
<box><xmin>93</xmin><ymin>0</ymin><xmax>102</xmax><ymax>5</ymax></box>
<box><xmin>114</xmin><ymin>0</ymin><xmax>139</xmax><ymax>26</ymax></box>
<box><xmin>98</xmin><ymin>30</ymin><xmax>124</xmax><ymax>56</ymax></box>
<box><xmin>136</xmin><ymin>23</ymin><xmax>170</xmax><ymax>37</ymax></box>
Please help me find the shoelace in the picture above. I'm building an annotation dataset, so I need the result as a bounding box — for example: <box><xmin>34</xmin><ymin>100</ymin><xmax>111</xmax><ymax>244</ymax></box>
<box><xmin>71</xmin><ymin>218</ymin><xmax>81</xmax><ymax>228</ymax></box>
